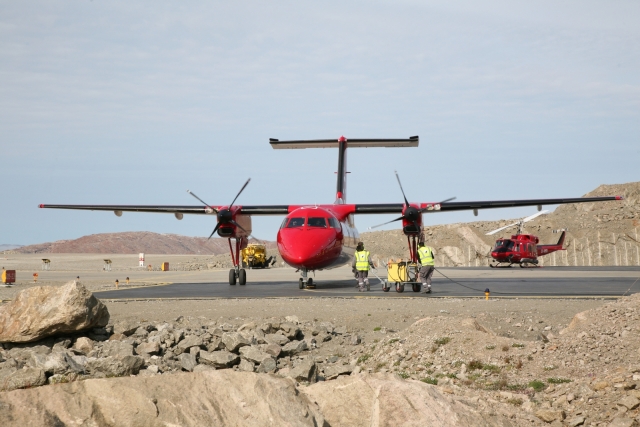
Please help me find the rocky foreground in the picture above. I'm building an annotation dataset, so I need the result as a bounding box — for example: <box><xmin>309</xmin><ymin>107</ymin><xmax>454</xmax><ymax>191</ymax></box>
<box><xmin>2</xmin><ymin>283</ymin><xmax>640</xmax><ymax>425</ymax></box>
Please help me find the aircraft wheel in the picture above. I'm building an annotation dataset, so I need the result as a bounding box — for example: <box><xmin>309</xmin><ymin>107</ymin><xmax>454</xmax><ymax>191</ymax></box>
<box><xmin>229</xmin><ymin>269</ymin><xmax>237</xmax><ymax>286</ymax></box>
<box><xmin>382</xmin><ymin>285</ymin><xmax>390</xmax><ymax>292</ymax></box>
<box><xmin>412</xmin><ymin>283</ymin><xmax>421</xmax><ymax>292</ymax></box>
<box><xmin>239</xmin><ymin>269</ymin><xmax>247</xmax><ymax>285</ymax></box>
<box><xmin>298</xmin><ymin>278</ymin><xmax>304</xmax><ymax>289</ymax></box>
<box><xmin>306</xmin><ymin>278</ymin><xmax>314</xmax><ymax>289</ymax></box>
<box><xmin>395</xmin><ymin>283</ymin><xmax>404</xmax><ymax>293</ymax></box>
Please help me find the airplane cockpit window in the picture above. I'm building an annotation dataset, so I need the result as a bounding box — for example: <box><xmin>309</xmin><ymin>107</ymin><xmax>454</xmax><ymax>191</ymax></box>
<box><xmin>280</xmin><ymin>218</ymin><xmax>288</xmax><ymax>229</ymax></box>
<box><xmin>308</xmin><ymin>217</ymin><xmax>327</xmax><ymax>228</ymax></box>
<box><xmin>286</xmin><ymin>217</ymin><xmax>305</xmax><ymax>228</ymax></box>
<box><xmin>328</xmin><ymin>217</ymin><xmax>340</xmax><ymax>228</ymax></box>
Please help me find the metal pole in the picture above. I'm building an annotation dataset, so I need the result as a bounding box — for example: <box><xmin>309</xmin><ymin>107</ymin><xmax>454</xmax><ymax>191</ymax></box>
<box><xmin>625</xmin><ymin>241</ymin><xmax>629</xmax><ymax>266</ymax></box>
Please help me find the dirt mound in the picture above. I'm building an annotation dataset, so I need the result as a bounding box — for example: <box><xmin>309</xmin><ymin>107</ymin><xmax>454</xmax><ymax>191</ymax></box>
<box><xmin>8</xmin><ymin>232</ymin><xmax>275</xmax><ymax>256</ymax></box>
<box><xmin>362</xmin><ymin>181</ymin><xmax>640</xmax><ymax>267</ymax></box>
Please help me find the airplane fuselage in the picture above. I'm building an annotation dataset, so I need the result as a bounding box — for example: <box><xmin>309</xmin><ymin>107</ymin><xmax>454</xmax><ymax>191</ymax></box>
<box><xmin>277</xmin><ymin>205</ymin><xmax>359</xmax><ymax>270</ymax></box>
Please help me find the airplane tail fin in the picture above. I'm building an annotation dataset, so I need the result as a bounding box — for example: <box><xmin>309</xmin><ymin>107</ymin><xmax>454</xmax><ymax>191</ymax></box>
<box><xmin>270</xmin><ymin>136</ymin><xmax>418</xmax><ymax>203</ymax></box>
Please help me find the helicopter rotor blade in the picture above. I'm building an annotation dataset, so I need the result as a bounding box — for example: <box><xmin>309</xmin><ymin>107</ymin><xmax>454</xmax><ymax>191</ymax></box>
<box><xmin>522</xmin><ymin>210</ymin><xmax>549</xmax><ymax>223</ymax></box>
<box><xmin>394</xmin><ymin>171</ymin><xmax>410</xmax><ymax>207</ymax></box>
<box><xmin>186</xmin><ymin>190</ymin><xmax>217</xmax><ymax>213</ymax></box>
<box><xmin>368</xmin><ymin>216</ymin><xmax>404</xmax><ymax>230</ymax></box>
<box><xmin>486</xmin><ymin>221</ymin><xmax>520</xmax><ymax>236</ymax></box>
<box><xmin>229</xmin><ymin>178</ymin><xmax>251</xmax><ymax>208</ymax></box>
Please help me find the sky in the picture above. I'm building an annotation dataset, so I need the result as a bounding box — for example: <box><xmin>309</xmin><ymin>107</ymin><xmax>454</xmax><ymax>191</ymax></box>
<box><xmin>1</xmin><ymin>0</ymin><xmax>638</xmax><ymax>245</ymax></box>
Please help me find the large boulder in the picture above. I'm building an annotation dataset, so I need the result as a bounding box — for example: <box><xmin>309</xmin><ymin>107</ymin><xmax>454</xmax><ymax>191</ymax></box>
<box><xmin>0</xmin><ymin>282</ymin><xmax>109</xmax><ymax>343</ymax></box>
<box><xmin>305</xmin><ymin>373</ymin><xmax>515</xmax><ymax>427</ymax></box>
<box><xmin>0</xmin><ymin>370</ymin><xmax>326</xmax><ymax>426</ymax></box>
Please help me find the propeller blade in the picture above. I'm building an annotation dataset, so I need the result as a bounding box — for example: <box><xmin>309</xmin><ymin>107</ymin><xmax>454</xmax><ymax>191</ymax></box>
<box><xmin>229</xmin><ymin>178</ymin><xmax>251</xmax><ymax>208</ymax></box>
<box><xmin>230</xmin><ymin>220</ymin><xmax>262</xmax><ymax>243</ymax></box>
<box><xmin>522</xmin><ymin>210</ymin><xmax>549</xmax><ymax>223</ymax></box>
<box><xmin>186</xmin><ymin>190</ymin><xmax>217</xmax><ymax>212</ymax></box>
<box><xmin>421</xmin><ymin>196</ymin><xmax>457</xmax><ymax>212</ymax></box>
<box><xmin>486</xmin><ymin>222</ymin><xmax>520</xmax><ymax>236</ymax></box>
<box><xmin>394</xmin><ymin>171</ymin><xmax>410</xmax><ymax>207</ymax></box>
<box><xmin>368</xmin><ymin>216</ymin><xmax>404</xmax><ymax>230</ymax></box>
<box><xmin>207</xmin><ymin>222</ymin><xmax>221</xmax><ymax>240</ymax></box>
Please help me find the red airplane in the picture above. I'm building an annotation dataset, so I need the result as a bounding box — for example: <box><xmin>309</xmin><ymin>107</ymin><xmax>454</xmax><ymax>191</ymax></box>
<box><xmin>486</xmin><ymin>211</ymin><xmax>567</xmax><ymax>267</ymax></box>
<box><xmin>39</xmin><ymin>136</ymin><xmax>623</xmax><ymax>290</ymax></box>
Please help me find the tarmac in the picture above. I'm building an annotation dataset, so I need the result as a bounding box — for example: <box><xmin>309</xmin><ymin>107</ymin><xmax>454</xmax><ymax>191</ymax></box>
<box><xmin>91</xmin><ymin>265</ymin><xmax>640</xmax><ymax>300</ymax></box>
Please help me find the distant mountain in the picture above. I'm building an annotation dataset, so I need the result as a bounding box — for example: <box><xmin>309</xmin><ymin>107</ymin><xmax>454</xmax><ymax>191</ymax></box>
<box><xmin>0</xmin><ymin>244</ymin><xmax>23</xmax><ymax>251</ymax></box>
<box><xmin>8</xmin><ymin>232</ymin><xmax>274</xmax><ymax>255</ymax></box>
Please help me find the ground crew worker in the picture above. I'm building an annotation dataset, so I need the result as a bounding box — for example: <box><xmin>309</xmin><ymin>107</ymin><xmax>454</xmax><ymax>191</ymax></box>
<box><xmin>352</xmin><ymin>242</ymin><xmax>374</xmax><ymax>291</ymax></box>
<box><xmin>417</xmin><ymin>242</ymin><xmax>435</xmax><ymax>293</ymax></box>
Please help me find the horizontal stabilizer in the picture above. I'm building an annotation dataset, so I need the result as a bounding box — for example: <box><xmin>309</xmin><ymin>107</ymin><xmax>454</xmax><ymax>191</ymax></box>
<box><xmin>269</xmin><ymin>136</ymin><xmax>418</xmax><ymax>149</ymax></box>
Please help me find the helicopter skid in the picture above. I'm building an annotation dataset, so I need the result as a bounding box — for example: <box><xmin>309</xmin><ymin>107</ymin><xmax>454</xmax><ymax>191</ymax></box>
<box><xmin>489</xmin><ymin>262</ymin><xmax>514</xmax><ymax>268</ymax></box>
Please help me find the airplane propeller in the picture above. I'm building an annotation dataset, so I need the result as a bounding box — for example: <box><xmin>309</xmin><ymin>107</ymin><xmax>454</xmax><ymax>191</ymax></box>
<box><xmin>485</xmin><ymin>210</ymin><xmax>550</xmax><ymax>236</ymax></box>
<box><xmin>187</xmin><ymin>178</ymin><xmax>257</xmax><ymax>240</ymax></box>
<box><xmin>368</xmin><ymin>171</ymin><xmax>456</xmax><ymax>230</ymax></box>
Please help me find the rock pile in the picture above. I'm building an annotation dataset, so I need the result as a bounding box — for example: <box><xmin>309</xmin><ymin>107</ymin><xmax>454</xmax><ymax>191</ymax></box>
<box><xmin>0</xmin><ymin>314</ymin><xmax>355</xmax><ymax>393</ymax></box>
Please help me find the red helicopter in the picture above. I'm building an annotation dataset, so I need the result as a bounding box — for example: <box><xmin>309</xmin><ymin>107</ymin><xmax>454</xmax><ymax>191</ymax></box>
<box><xmin>40</xmin><ymin>136</ymin><xmax>621</xmax><ymax>289</ymax></box>
<box><xmin>486</xmin><ymin>211</ymin><xmax>567</xmax><ymax>268</ymax></box>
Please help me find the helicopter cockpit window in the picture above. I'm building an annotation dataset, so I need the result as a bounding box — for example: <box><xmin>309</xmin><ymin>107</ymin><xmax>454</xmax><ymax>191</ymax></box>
<box><xmin>308</xmin><ymin>217</ymin><xmax>327</xmax><ymax>228</ymax></box>
<box><xmin>286</xmin><ymin>217</ymin><xmax>305</xmax><ymax>228</ymax></box>
<box><xmin>493</xmin><ymin>240</ymin><xmax>514</xmax><ymax>252</ymax></box>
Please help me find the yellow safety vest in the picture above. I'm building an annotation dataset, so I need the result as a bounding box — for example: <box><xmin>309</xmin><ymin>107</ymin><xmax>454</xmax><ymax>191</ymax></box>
<box><xmin>418</xmin><ymin>246</ymin><xmax>434</xmax><ymax>266</ymax></box>
<box><xmin>355</xmin><ymin>250</ymin><xmax>371</xmax><ymax>271</ymax></box>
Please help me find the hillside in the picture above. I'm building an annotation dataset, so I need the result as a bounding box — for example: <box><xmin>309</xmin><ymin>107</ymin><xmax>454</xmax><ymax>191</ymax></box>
<box><xmin>361</xmin><ymin>181</ymin><xmax>640</xmax><ymax>267</ymax></box>
<box><xmin>7</xmin><ymin>231</ymin><xmax>274</xmax><ymax>255</ymax></box>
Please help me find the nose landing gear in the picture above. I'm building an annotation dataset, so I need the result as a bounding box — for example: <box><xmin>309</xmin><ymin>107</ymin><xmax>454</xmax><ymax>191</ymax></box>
<box><xmin>298</xmin><ymin>269</ymin><xmax>315</xmax><ymax>289</ymax></box>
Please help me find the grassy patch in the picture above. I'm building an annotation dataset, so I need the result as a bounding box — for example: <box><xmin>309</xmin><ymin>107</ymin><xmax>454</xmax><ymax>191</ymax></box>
<box><xmin>483</xmin><ymin>364</ymin><xmax>501</xmax><ymax>373</ymax></box>
<box><xmin>485</xmin><ymin>345</ymin><xmax>496</xmax><ymax>350</ymax></box>
<box><xmin>507</xmin><ymin>398</ymin><xmax>524</xmax><ymax>406</ymax></box>
<box><xmin>468</xmin><ymin>360</ymin><xmax>484</xmax><ymax>370</ymax></box>
<box><xmin>512</xmin><ymin>343</ymin><xmax>525</xmax><ymax>348</ymax></box>
<box><xmin>387</xmin><ymin>338</ymin><xmax>400</xmax><ymax>345</ymax></box>
<box><xmin>528</xmin><ymin>380</ymin><xmax>547</xmax><ymax>392</ymax></box>
<box><xmin>446</xmin><ymin>373</ymin><xmax>458</xmax><ymax>379</ymax></box>
<box><xmin>357</xmin><ymin>354</ymin><xmax>371</xmax><ymax>364</ymax></box>
<box><xmin>373</xmin><ymin>327</ymin><xmax>381</xmax><ymax>331</ymax></box>
<box><xmin>543</xmin><ymin>365</ymin><xmax>558</xmax><ymax>371</ymax></box>
<box><xmin>398</xmin><ymin>372</ymin><xmax>410</xmax><ymax>379</ymax></box>
<box><xmin>421</xmin><ymin>377</ymin><xmax>438</xmax><ymax>385</ymax></box>
<box><xmin>375</xmin><ymin>362</ymin><xmax>386</xmax><ymax>371</ymax></box>
<box><xmin>547</xmin><ymin>378</ymin><xmax>572</xmax><ymax>384</ymax></box>
<box><xmin>434</xmin><ymin>337</ymin><xmax>451</xmax><ymax>346</ymax></box>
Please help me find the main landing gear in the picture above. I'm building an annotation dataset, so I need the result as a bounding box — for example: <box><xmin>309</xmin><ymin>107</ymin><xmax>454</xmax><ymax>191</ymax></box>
<box><xmin>298</xmin><ymin>268</ymin><xmax>314</xmax><ymax>289</ymax></box>
<box><xmin>227</xmin><ymin>237</ymin><xmax>247</xmax><ymax>286</ymax></box>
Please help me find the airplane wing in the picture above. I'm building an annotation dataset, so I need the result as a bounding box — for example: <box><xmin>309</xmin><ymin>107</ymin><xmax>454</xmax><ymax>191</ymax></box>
<box><xmin>41</xmin><ymin>195</ymin><xmax>622</xmax><ymax>216</ymax></box>
<box><xmin>38</xmin><ymin>204</ymin><xmax>290</xmax><ymax>215</ymax></box>
<box><xmin>352</xmin><ymin>195</ymin><xmax>622</xmax><ymax>214</ymax></box>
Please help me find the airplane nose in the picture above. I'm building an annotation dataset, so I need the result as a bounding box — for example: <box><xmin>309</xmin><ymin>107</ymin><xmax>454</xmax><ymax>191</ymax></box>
<box><xmin>277</xmin><ymin>228</ymin><xmax>340</xmax><ymax>269</ymax></box>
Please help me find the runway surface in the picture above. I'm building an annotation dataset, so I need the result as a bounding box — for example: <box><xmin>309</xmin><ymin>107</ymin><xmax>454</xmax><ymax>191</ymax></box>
<box><xmin>94</xmin><ymin>265</ymin><xmax>640</xmax><ymax>299</ymax></box>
